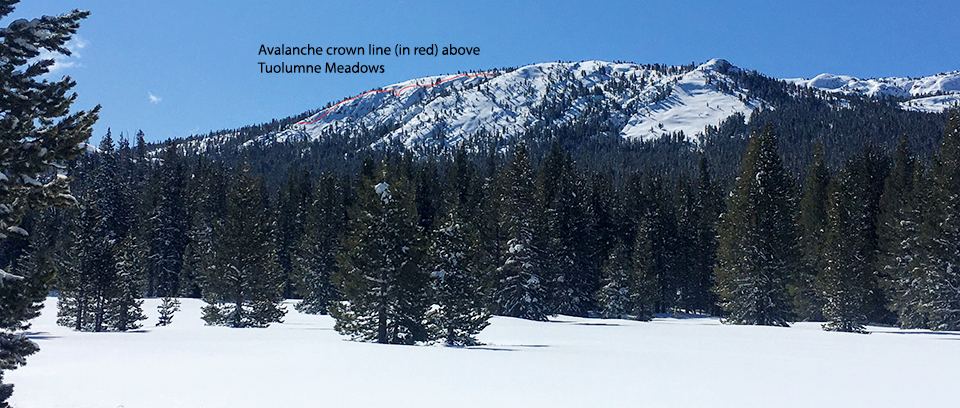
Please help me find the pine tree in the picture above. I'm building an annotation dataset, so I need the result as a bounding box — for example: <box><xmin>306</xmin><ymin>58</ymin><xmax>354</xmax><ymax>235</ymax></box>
<box><xmin>56</xmin><ymin>201</ymin><xmax>117</xmax><ymax>332</ymax></box>
<box><xmin>330</xmin><ymin>166</ymin><xmax>430</xmax><ymax>344</ymax></box>
<box><xmin>294</xmin><ymin>174</ymin><xmax>344</xmax><ymax>314</ymax></box>
<box><xmin>596</xmin><ymin>231</ymin><xmax>657</xmax><ymax>321</ymax></box>
<box><xmin>180</xmin><ymin>160</ymin><xmax>228</xmax><ymax>298</ymax></box>
<box><xmin>632</xmin><ymin>218</ymin><xmax>661</xmax><ymax>321</ymax></box>
<box><xmin>714</xmin><ymin>125</ymin><xmax>800</xmax><ymax>327</ymax></box>
<box><xmin>425</xmin><ymin>208</ymin><xmax>490</xmax><ymax>346</ymax></box>
<box><xmin>584</xmin><ymin>171</ymin><xmax>618</xmax><ymax>292</ymax></box>
<box><xmin>145</xmin><ymin>144</ymin><xmax>188</xmax><ymax>297</ymax></box>
<box><xmin>135</xmin><ymin>130</ymin><xmax>148</xmax><ymax>160</ymax></box>
<box><xmin>642</xmin><ymin>178</ymin><xmax>680</xmax><ymax>314</ymax></box>
<box><xmin>57</xmin><ymin>147</ymin><xmax>145</xmax><ymax>332</ymax></box>
<box><xmin>475</xmin><ymin>150</ymin><xmax>506</xmax><ymax>301</ymax></box>
<box><xmin>446</xmin><ymin>145</ymin><xmax>483</xmax><ymax>222</ymax></box>
<box><xmin>877</xmin><ymin>137</ymin><xmax>926</xmax><ymax>328</ymax></box>
<box><xmin>690</xmin><ymin>157</ymin><xmax>722</xmax><ymax>314</ymax></box>
<box><xmin>413</xmin><ymin>158</ymin><xmax>442</xmax><ymax>230</ymax></box>
<box><xmin>200</xmin><ymin>164</ymin><xmax>285</xmax><ymax>328</ymax></box>
<box><xmin>156</xmin><ymin>297</ymin><xmax>180</xmax><ymax>326</ymax></box>
<box><xmin>597</xmin><ymin>241</ymin><xmax>636</xmax><ymax>319</ymax></box>
<box><xmin>107</xmin><ymin>235</ymin><xmax>146</xmax><ymax>331</ymax></box>
<box><xmin>539</xmin><ymin>144</ymin><xmax>594</xmax><ymax>316</ymax></box>
<box><xmin>181</xmin><ymin>222</ymin><xmax>212</xmax><ymax>298</ymax></box>
<box><xmin>916</xmin><ymin>109</ymin><xmax>960</xmax><ymax>330</ymax></box>
<box><xmin>794</xmin><ymin>142</ymin><xmax>830</xmax><ymax>321</ymax></box>
<box><xmin>276</xmin><ymin>167</ymin><xmax>312</xmax><ymax>299</ymax></box>
<box><xmin>819</xmin><ymin>147</ymin><xmax>890</xmax><ymax>333</ymax></box>
<box><xmin>674</xmin><ymin>175</ymin><xmax>698</xmax><ymax>313</ymax></box>
<box><xmin>91</xmin><ymin>132</ymin><xmax>129</xmax><ymax>241</ymax></box>
<box><xmin>494</xmin><ymin>143</ymin><xmax>548</xmax><ymax>321</ymax></box>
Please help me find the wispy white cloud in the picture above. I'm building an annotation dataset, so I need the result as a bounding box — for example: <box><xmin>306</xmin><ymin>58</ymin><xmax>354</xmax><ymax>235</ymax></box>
<box><xmin>37</xmin><ymin>36</ymin><xmax>88</xmax><ymax>74</ymax></box>
<box><xmin>68</xmin><ymin>37</ymin><xmax>89</xmax><ymax>53</ymax></box>
<box><xmin>148</xmin><ymin>92</ymin><xmax>162</xmax><ymax>104</ymax></box>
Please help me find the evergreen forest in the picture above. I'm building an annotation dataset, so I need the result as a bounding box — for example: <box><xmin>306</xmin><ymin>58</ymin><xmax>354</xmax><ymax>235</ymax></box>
<box><xmin>3</xmin><ymin>107</ymin><xmax>958</xmax><ymax>348</ymax></box>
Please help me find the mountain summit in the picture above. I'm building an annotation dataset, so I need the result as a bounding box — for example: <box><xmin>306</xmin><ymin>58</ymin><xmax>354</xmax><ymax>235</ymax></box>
<box><xmin>270</xmin><ymin>59</ymin><xmax>762</xmax><ymax>149</ymax></box>
<box><xmin>258</xmin><ymin>59</ymin><xmax>959</xmax><ymax>151</ymax></box>
<box><xmin>183</xmin><ymin>59</ymin><xmax>958</xmax><ymax>158</ymax></box>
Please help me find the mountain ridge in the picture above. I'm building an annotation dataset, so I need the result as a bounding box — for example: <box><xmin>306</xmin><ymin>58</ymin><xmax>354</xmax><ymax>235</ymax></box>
<box><xmin>235</xmin><ymin>58</ymin><xmax>958</xmax><ymax>152</ymax></box>
<box><xmin>173</xmin><ymin>58</ymin><xmax>957</xmax><ymax>177</ymax></box>
<box><xmin>786</xmin><ymin>70</ymin><xmax>960</xmax><ymax>113</ymax></box>
<box><xmin>264</xmin><ymin>58</ymin><xmax>762</xmax><ymax>150</ymax></box>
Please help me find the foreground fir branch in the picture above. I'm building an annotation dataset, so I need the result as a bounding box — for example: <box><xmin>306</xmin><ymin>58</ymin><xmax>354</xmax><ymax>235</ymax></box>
<box><xmin>0</xmin><ymin>0</ymin><xmax>99</xmax><ymax>405</ymax></box>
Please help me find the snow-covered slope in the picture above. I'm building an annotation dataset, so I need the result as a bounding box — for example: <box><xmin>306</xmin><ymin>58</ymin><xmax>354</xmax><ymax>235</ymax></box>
<box><xmin>9</xmin><ymin>297</ymin><xmax>960</xmax><ymax>408</ymax></box>
<box><xmin>620</xmin><ymin>59</ymin><xmax>758</xmax><ymax>142</ymax></box>
<box><xmin>271</xmin><ymin>58</ymin><xmax>760</xmax><ymax>148</ymax></box>
<box><xmin>182</xmin><ymin>59</ymin><xmax>958</xmax><ymax>155</ymax></box>
<box><xmin>787</xmin><ymin>71</ymin><xmax>960</xmax><ymax>113</ymax></box>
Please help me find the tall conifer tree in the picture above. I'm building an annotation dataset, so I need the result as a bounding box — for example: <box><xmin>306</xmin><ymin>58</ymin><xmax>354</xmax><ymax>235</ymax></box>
<box><xmin>146</xmin><ymin>144</ymin><xmax>188</xmax><ymax>297</ymax></box>
<box><xmin>294</xmin><ymin>174</ymin><xmax>344</xmax><ymax>314</ymax></box>
<box><xmin>200</xmin><ymin>163</ymin><xmax>285</xmax><ymax>328</ymax></box>
<box><xmin>877</xmin><ymin>137</ymin><xmax>926</xmax><ymax>328</ymax></box>
<box><xmin>714</xmin><ymin>125</ymin><xmax>800</xmax><ymax>326</ymax></box>
<box><xmin>597</xmin><ymin>240</ymin><xmax>637</xmax><ymax>319</ymax></box>
<box><xmin>180</xmin><ymin>160</ymin><xmax>228</xmax><ymax>298</ymax></box>
<box><xmin>819</xmin><ymin>147</ymin><xmax>890</xmax><ymax>333</ymax></box>
<box><xmin>56</xmin><ymin>201</ymin><xmax>120</xmax><ymax>332</ymax></box>
<box><xmin>494</xmin><ymin>143</ymin><xmax>548</xmax><ymax>321</ymax></box>
<box><xmin>632</xmin><ymin>219</ymin><xmax>661</xmax><ymax>321</ymax></box>
<box><xmin>794</xmin><ymin>142</ymin><xmax>830</xmax><ymax>321</ymax></box>
<box><xmin>276</xmin><ymin>167</ymin><xmax>312</xmax><ymax>299</ymax></box>
<box><xmin>426</xmin><ymin>207</ymin><xmax>490</xmax><ymax>345</ymax></box>
<box><xmin>330</xmin><ymin>165</ymin><xmax>429</xmax><ymax>344</ymax></box>
<box><xmin>690</xmin><ymin>157</ymin><xmax>723</xmax><ymax>314</ymax></box>
<box><xmin>539</xmin><ymin>144</ymin><xmax>594</xmax><ymax>316</ymax></box>
<box><xmin>916</xmin><ymin>109</ymin><xmax>960</xmax><ymax>330</ymax></box>
<box><xmin>643</xmin><ymin>178</ymin><xmax>679</xmax><ymax>314</ymax></box>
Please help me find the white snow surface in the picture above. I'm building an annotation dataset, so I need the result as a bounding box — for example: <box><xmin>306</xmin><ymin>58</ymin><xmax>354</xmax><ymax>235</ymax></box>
<box><xmin>787</xmin><ymin>70</ymin><xmax>960</xmax><ymax>112</ymax></box>
<box><xmin>9</xmin><ymin>297</ymin><xmax>960</xmax><ymax>408</ymax></box>
<box><xmin>271</xmin><ymin>59</ymin><xmax>760</xmax><ymax>148</ymax></box>
<box><xmin>183</xmin><ymin>60</ymin><xmax>960</xmax><ymax>153</ymax></box>
<box><xmin>620</xmin><ymin>60</ymin><xmax>758</xmax><ymax>142</ymax></box>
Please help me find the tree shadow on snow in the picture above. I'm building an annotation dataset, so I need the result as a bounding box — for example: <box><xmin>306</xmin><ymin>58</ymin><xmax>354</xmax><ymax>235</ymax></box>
<box><xmin>465</xmin><ymin>346</ymin><xmax>516</xmax><ymax>352</ymax></box>
<box><xmin>652</xmin><ymin>312</ymin><xmax>716</xmax><ymax>320</ymax></box>
<box><xmin>24</xmin><ymin>331</ymin><xmax>60</xmax><ymax>340</ymax></box>
<box><xmin>881</xmin><ymin>330</ymin><xmax>960</xmax><ymax>337</ymax></box>
<box><xmin>467</xmin><ymin>344</ymin><xmax>552</xmax><ymax>352</ymax></box>
<box><xmin>547</xmin><ymin>319</ymin><xmax>623</xmax><ymax>326</ymax></box>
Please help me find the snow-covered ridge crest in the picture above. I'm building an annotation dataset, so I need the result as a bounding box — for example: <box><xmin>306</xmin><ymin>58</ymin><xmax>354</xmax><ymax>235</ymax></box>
<box><xmin>787</xmin><ymin>71</ymin><xmax>960</xmax><ymax>113</ymax></box>
<box><xmin>266</xmin><ymin>58</ymin><xmax>762</xmax><ymax>148</ymax></box>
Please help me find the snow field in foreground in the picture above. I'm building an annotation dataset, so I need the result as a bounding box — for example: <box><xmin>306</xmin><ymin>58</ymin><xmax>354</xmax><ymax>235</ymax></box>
<box><xmin>9</xmin><ymin>298</ymin><xmax>959</xmax><ymax>408</ymax></box>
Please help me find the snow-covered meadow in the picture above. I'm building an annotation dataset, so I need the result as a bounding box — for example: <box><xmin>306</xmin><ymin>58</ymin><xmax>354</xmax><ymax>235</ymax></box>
<box><xmin>9</xmin><ymin>297</ymin><xmax>959</xmax><ymax>408</ymax></box>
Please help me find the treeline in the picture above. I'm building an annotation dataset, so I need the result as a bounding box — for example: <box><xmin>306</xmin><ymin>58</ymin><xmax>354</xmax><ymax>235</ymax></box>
<box><xmin>2</xmin><ymin>129</ymin><xmax>727</xmax><ymax>343</ymax></box>
<box><xmin>2</xmin><ymin>111</ymin><xmax>959</xmax><ymax>345</ymax></box>
<box><xmin>714</xmin><ymin>112</ymin><xmax>960</xmax><ymax>333</ymax></box>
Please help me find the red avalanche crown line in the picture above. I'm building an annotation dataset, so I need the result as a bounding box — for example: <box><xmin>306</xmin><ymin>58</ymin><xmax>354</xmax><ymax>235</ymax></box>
<box><xmin>297</xmin><ymin>72</ymin><xmax>494</xmax><ymax>125</ymax></box>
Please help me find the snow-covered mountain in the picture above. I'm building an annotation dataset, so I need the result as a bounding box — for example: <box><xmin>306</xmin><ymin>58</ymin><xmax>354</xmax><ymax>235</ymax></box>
<box><xmin>786</xmin><ymin>71</ymin><xmax>960</xmax><ymax>113</ymax></box>
<box><xmin>181</xmin><ymin>59</ymin><xmax>958</xmax><ymax>155</ymax></box>
<box><xmin>267</xmin><ymin>58</ymin><xmax>762</xmax><ymax>149</ymax></box>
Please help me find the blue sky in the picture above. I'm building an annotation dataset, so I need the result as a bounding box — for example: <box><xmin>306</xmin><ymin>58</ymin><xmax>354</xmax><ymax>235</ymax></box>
<box><xmin>5</xmin><ymin>0</ymin><xmax>958</xmax><ymax>143</ymax></box>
